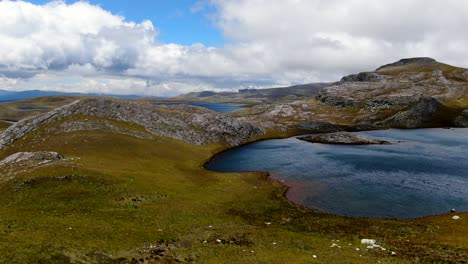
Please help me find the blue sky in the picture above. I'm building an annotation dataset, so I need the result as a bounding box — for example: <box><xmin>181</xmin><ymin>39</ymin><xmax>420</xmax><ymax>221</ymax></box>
<box><xmin>28</xmin><ymin>0</ymin><xmax>224</xmax><ymax>46</ymax></box>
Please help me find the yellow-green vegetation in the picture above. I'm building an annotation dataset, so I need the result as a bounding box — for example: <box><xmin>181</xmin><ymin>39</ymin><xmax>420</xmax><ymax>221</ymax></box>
<box><xmin>0</xmin><ymin>115</ymin><xmax>466</xmax><ymax>263</ymax></box>
<box><xmin>376</xmin><ymin>61</ymin><xmax>465</xmax><ymax>77</ymax></box>
<box><xmin>0</xmin><ymin>96</ymin><xmax>82</xmax><ymax>122</ymax></box>
<box><xmin>0</xmin><ymin>120</ymin><xmax>10</xmax><ymax>133</ymax></box>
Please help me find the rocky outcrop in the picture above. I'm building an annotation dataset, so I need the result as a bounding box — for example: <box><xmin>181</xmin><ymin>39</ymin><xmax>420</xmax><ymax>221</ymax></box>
<box><xmin>340</xmin><ymin>72</ymin><xmax>383</xmax><ymax>83</ymax></box>
<box><xmin>0</xmin><ymin>152</ymin><xmax>67</xmax><ymax>182</ymax></box>
<box><xmin>0</xmin><ymin>151</ymin><xmax>64</xmax><ymax>176</ymax></box>
<box><xmin>378</xmin><ymin>97</ymin><xmax>443</xmax><ymax>128</ymax></box>
<box><xmin>315</xmin><ymin>93</ymin><xmax>358</xmax><ymax>108</ymax></box>
<box><xmin>296</xmin><ymin>121</ymin><xmax>345</xmax><ymax>133</ymax></box>
<box><xmin>364</xmin><ymin>96</ymin><xmax>418</xmax><ymax>110</ymax></box>
<box><xmin>454</xmin><ymin>109</ymin><xmax>468</xmax><ymax>127</ymax></box>
<box><xmin>298</xmin><ymin>132</ymin><xmax>390</xmax><ymax>145</ymax></box>
<box><xmin>0</xmin><ymin>151</ymin><xmax>63</xmax><ymax>167</ymax></box>
<box><xmin>317</xmin><ymin>58</ymin><xmax>467</xmax><ymax>110</ymax></box>
<box><xmin>0</xmin><ymin>98</ymin><xmax>264</xmax><ymax>149</ymax></box>
<box><xmin>47</xmin><ymin>119</ymin><xmax>156</xmax><ymax>140</ymax></box>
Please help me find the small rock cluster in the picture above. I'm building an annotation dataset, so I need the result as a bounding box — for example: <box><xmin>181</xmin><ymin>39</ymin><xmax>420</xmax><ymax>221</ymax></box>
<box><xmin>298</xmin><ymin>131</ymin><xmax>391</xmax><ymax>145</ymax></box>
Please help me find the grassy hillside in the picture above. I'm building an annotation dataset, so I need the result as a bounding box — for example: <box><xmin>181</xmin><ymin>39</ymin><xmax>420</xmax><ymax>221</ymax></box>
<box><xmin>0</xmin><ymin>114</ymin><xmax>466</xmax><ymax>263</ymax></box>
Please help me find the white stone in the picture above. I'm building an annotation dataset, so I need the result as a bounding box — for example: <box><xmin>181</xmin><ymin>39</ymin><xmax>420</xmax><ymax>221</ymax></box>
<box><xmin>361</xmin><ymin>239</ymin><xmax>376</xmax><ymax>245</ymax></box>
<box><xmin>452</xmin><ymin>215</ymin><xmax>460</xmax><ymax>220</ymax></box>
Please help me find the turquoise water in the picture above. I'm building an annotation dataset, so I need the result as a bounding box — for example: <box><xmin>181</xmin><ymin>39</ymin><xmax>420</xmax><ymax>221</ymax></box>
<box><xmin>154</xmin><ymin>102</ymin><xmax>245</xmax><ymax>113</ymax></box>
<box><xmin>206</xmin><ymin>128</ymin><xmax>468</xmax><ymax>219</ymax></box>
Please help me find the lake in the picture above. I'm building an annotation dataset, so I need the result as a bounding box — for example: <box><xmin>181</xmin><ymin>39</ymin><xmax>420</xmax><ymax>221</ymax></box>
<box><xmin>154</xmin><ymin>102</ymin><xmax>245</xmax><ymax>113</ymax></box>
<box><xmin>206</xmin><ymin>128</ymin><xmax>468</xmax><ymax>219</ymax></box>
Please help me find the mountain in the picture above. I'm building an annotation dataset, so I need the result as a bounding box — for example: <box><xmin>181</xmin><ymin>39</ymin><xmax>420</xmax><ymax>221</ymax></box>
<box><xmin>234</xmin><ymin>57</ymin><xmax>468</xmax><ymax>130</ymax></box>
<box><xmin>173</xmin><ymin>82</ymin><xmax>330</xmax><ymax>102</ymax></box>
<box><xmin>0</xmin><ymin>89</ymin><xmax>146</xmax><ymax>102</ymax></box>
<box><xmin>317</xmin><ymin>57</ymin><xmax>468</xmax><ymax>108</ymax></box>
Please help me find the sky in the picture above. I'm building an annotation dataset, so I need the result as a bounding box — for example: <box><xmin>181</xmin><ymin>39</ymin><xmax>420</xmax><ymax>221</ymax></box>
<box><xmin>0</xmin><ymin>0</ymin><xmax>467</xmax><ymax>96</ymax></box>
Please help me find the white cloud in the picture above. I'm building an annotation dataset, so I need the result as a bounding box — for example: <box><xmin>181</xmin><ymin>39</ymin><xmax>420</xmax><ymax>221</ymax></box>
<box><xmin>0</xmin><ymin>0</ymin><xmax>467</xmax><ymax>96</ymax></box>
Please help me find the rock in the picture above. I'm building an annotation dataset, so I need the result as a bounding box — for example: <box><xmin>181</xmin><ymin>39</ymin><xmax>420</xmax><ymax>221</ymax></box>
<box><xmin>0</xmin><ymin>152</ymin><xmax>65</xmax><ymax>178</ymax></box>
<box><xmin>454</xmin><ymin>109</ymin><xmax>468</xmax><ymax>127</ymax></box>
<box><xmin>462</xmin><ymin>109</ymin><xmax>468</xmax><ymax>118</ymax></box>
<box><xmin>365</xmin><ymin>96</ymin><xmax>418</xmax><ymax>110</ymax></box>
<box><xmin>316</xmin><ymin>93</ymin><xmax>358</xmax><ymax>108</ymax></box>
<box><xmin>450</xmin><ymin>208</ymin><xmax>456</xmax><ymax>213</ymax></box>
<box><xmin>296</xmin><ymin>121</ymin><xmax>345</xmax><ymax>133</ymax></box>
<box><xmin>452</xmin><ymin>215</ymin><xmax>460</xmax><ymax>220</ymax></box>
<box><xmin>0</xmin><ymin>151</ymin><xmax>63</xmax><ymax>167</ymax></box>
<box><xmin>378</xmin><ymin>97</ymin><xmax>444</xmax><ymax>128</ymax></box>
<box><xmin>361</xmin><ymin>239</ymin><xmax>376</xmax><ymax>245</ymax></box>
<box><xmin>298</xmin><ymin>132</ymin><xmax>390</xmax><ymax>145</ymax></box>
<box><xmin>340</xmin><ymin>72</ymin><xmax>383</xmax><ymax>82</ymax></box>
<box><xmin>0</xmin><ymin>98</ymin><xmax>264</xmax><ymax>148</ymax></box>
<box><xmin>48</xmin><ymin>119</ymin><xmax>155</xmax><ymax>140</ymax></box>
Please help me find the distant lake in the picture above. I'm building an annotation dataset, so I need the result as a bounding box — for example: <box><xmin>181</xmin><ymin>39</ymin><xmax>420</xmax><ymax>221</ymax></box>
<box><xmin>0</xmin><ymin>119</ymin><xmax>18</xmax><ymax>123</ymax></box>
<box><xmin>18</xmin><ymin>107</ymin><xmax>49</xmax><ymax>110</ymax></box>
<box><xmin>206</xmin><ymin>128</ymin><xmax>468</xmax><ymax>219</ymax></box>
<box><xmin>154</xmin><ymin>102</ymin><xmax>245</xmax><ymax>113</ymax></box>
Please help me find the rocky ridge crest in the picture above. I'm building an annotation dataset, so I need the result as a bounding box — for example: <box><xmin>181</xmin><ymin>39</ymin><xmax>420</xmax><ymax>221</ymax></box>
<box><xmin>0</xmin><ymin>98</ymin><xmax>264</xmax><ymax>149</ymax></box>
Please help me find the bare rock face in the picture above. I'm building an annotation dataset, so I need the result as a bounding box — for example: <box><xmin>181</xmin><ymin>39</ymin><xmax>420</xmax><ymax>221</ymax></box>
<box><xmin>0</xmin><ymin>151</ymin><xmax>63</xmax><ymax>173</ymax></box>
<box><xmin>378</xmin><ymin>97</ymin><xmax>442</xmax><ymax>128</ymax></box>
<box><xmin>47</xmin><ymin>119</ymin><xmax>155</xmax><ymax>140</ymax></box>
<box><xmin>298</xmin><ymin>131</ymin><xmax>390</xmax><ymax>145</ymax></box>
<box><xmin>296</xmin><ymin>121</ymin><xmax>345</xmax><ymax>133</ymax></box>
<box><xmin>454</xmin><ymin>109</ymin><xmax>468</xmax><ymax>127</ymax></box>
<box><xmin>340</xmin><ymin>72</ymin><xmax>383</xmax><ymax>83</ymax></box>
<box><xmin>0</xmin><ymin>98</ymin><xmax>264</xmax><ymax>149</ymax></box>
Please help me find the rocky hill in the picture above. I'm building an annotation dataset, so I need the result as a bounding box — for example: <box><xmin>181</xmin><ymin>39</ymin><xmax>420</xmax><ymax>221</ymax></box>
<box><xmin>173</xmin><ymin>83</ymin><xmax>330</xmax><ymax>103</ymax></box>
<box><xmin>233</xmin><ymin>58</ymin><xmax>468</xmax><ymax>131</ymax></box>
<box><xmin>317</xmin><ymin>57</ymin><xmax>467</xmax><ymax>108</ymax></box>
<box><xmin>0</xmin><ymin>98</ymin><xmax>263</xmax><ymax>149</ymax></box>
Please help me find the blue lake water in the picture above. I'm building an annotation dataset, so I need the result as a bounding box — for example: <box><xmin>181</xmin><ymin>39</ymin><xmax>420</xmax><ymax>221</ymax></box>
<box><xmin>206</xmin><ymin>128</ymin><xmax>468</xmax><ymax>219</ymax></box>
<box><xmin>154</xmin><ymin>102</ymin><xmax>245</xmax><ymax>113</ymax></box>
<box><xmin>0</xmin><ymin>119</ymin><xmax>18</xmax><ymax>123</ymax></box>
<box><xmin>18</xmin><ymin>107</ymin><xmax>49</xmax><ymax>110</ymax></box>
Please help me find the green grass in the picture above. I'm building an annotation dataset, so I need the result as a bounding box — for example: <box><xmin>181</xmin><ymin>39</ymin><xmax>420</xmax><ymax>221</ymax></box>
<box><xmin>0</xmin><ymin>115</ymin><xmax>466</xmax><ymax>263</ymax></box>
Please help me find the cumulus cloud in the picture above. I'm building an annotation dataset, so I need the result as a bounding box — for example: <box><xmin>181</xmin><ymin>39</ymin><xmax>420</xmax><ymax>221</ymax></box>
<box><xmin>0</xmin><ymin>0</ymin><xmax>467</xmax><ymax>96</ymax></box>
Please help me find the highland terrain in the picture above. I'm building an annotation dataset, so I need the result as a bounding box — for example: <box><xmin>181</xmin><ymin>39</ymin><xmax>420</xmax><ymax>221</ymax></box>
<box><xmin>0</xmin><ymin>58</ymin><xmax>467</xmax><ymax>263</ymax></box>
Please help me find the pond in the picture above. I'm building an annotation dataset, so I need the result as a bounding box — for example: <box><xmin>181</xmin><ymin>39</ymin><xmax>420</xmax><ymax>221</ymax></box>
<box><xmin>154</xmin><ymin>102</ymin><xmax>245</xmax><ymax>113</ymax></box>
<box><xmin>206</xmin><ymin>128</ymin><xmax>468</xmax><ymax>219</ymax></box>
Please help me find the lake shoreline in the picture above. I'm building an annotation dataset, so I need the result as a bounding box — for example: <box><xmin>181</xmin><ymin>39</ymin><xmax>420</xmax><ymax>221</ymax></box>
<box><xmin>204</xmin><ymin>128</ymin><xmax>468</xmax><ymax>220</ymax></box>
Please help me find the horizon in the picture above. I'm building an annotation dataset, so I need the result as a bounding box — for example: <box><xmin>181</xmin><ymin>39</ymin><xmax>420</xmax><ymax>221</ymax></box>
<box><xmin>1</xmin><ymin>0</ymin><xmax>467</xmax><ymax>97</ymax></box>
